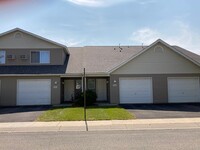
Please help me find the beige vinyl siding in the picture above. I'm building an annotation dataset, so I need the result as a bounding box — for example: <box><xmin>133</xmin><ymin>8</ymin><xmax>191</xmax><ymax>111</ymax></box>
<box><xmin>0</xmin><ymin>78</ymin><xmax>16</xmax><ymax>106</ymax></box>
<box><xmin>0</xmin><ymin>76</ymin><xmax>61</xmax><ymax>106</ymax></box>
<box><xmin>62</xmin><ymin>49</ymin><xmax>67</xmax><ymax>64</ymax></box>
<box><xmin>152</xmin><ymin>75</ymin><xmax>168</xmax><ymax>103</ymax></box>
<box><xmin>112</xmin><ymin>44</ymin><xmax>200</xmax><ymax>74</ymax></box>
<box><xmin>0</xmin><ymin>31</ymin><xmax>62</xmax><ymax>49</ymax></box>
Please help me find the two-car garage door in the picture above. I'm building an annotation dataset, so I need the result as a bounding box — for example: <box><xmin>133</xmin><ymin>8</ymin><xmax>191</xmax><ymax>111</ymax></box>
<box><xmin>17</xmin><ymin>79</ymin><xmax>51</xmax><ymax>106</ymax></box>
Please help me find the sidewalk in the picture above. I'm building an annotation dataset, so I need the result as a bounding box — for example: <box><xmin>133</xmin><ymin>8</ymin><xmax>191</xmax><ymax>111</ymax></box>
<box><xmin>0</xmin><ymin>118</ymin><xmax>200</xmax><ymax>132</ymax></box>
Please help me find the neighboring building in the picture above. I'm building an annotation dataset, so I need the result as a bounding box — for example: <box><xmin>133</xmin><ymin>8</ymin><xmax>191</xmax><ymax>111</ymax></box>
<box><xmin>0</xmin><ymin>28</ymin><xmax>200</xmax><ymax>106</ymax></box>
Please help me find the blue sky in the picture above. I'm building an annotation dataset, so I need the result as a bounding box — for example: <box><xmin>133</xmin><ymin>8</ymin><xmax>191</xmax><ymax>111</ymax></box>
<box><xmin>0</xmin><ymin>0</ymin><xmax>200</xmax><ymax>53</ymax></box>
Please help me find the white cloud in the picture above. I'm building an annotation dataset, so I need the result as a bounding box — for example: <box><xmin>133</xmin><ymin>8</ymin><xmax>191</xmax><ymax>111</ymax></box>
<box><xmin>66</xmin><ymin>0</ymin><xmax>104</xmax><ymax>7</ymax></box>
<box><xmin>58</xmin><ymin>38</ymin><xmax>84</xmax><ymax>47</ymax></box>
<box><xmin>35</xmin><ymin>29</ymin><xmax>84</xmax><ymax>47</ymax></box>
<box><xmin>59</xmin><ymin>23</ymin><xmax>74</xmax><ymax>28</ymax></box>
<box><xmin>64</xmin><ymin>0</ymin><xmax>156</xmax><ymax>7</ymax></box>
<box><xmin>130</xmin><ymin>21</ymin><xmax>200</xmax><ymax>54</ymax></box>
<box><xmin>130</xmin><ymin>28</ymin><xmax>160</xmax><ymax>45</ymax></box>
<box><xmin>138</xmin><ymin>0</ymin><xmax>157</xmax><ymax>5</ymax></box>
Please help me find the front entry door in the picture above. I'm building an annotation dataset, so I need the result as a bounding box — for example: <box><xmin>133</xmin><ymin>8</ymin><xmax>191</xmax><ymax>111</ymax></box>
<box><xmin>64</xmin><ymin>80</ymin><xmax>74</xmax><ymax>101</ymax></box>
<box><xmin>96</xmin><ymin>79</ymin><xmax>107</xmax><ymax>101</ymax></box>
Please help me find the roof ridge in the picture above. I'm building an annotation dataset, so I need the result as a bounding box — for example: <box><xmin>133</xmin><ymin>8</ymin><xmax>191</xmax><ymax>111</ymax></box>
<box><xmin>84</xmin><ymin>45</ymin><xmax>148</xmax><ymax>47</ymax></box>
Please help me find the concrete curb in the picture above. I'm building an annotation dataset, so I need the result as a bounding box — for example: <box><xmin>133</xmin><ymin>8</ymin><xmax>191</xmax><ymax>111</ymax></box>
<box><xmin>0</xmin><ymin>118</ymin><xmax>200</xmax><ymax>132</ymax></box>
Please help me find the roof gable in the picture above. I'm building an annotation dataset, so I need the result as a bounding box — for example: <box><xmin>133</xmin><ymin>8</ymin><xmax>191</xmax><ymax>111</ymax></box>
<box><xmin>112</xmin><ymin>42</ymin><xmax>200</xmax><ymax>74</ymax></box>
<box><xmin>109</xmin><ymin>39</ymin><xmax>200</xmax><ymax>73</ymax></box>
<box><xmin>0</xmin><ymin>28</ymin><xmax>69</xmax><ymax>54</ymax></box>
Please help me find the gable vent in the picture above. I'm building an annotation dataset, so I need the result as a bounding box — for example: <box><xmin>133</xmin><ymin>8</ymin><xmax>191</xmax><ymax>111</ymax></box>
<box><xmin>14</xmin><ymin>32</ymin><xmax>23</xmax><ymax>39</ymax></box>
<box><xmin>154</xmin><ymin>45</ymin><xmax>164</xmax><ymax>53</ymax></box>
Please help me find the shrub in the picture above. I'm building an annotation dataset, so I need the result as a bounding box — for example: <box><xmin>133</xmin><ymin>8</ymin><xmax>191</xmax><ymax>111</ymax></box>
<box><xmin>74</xmin><ymin>90</ymin><xmax>97</xmax><ymax>106</ymax></box>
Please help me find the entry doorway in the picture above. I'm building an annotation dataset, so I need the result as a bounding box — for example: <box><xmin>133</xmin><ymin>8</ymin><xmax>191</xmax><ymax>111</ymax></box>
<box><xmin>64</xmin><ymin>79</ymin><xmax>82</xmax><ymax>102</ymax></box>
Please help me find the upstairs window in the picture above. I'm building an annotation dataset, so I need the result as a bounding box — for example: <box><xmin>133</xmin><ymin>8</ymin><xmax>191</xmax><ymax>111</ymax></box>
<box><xmin>31</xmin><ymin>51</ymin><xmax>50</xmax><ymax>64</ymax></box>
<box><xmin>0</xmin><ymin>51</ymin><xmax>6</xmax><ymax>64</ymax></box>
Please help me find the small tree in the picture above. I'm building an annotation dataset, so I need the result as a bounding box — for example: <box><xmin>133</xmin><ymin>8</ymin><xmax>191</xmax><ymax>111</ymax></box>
<box><xmin>74</xmin><ymin>90</ymin><xmax>97</xmax><ymax>106</ymax></box>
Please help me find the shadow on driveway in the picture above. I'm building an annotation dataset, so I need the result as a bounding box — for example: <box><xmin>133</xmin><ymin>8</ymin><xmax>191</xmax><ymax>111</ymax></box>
<box><xmin>120</xmin><ymin>103</ymin><xmax>200</xmax><ymax>119</ymax></box>
<box><xmin>0</xmin><ymin>106</ymin><xmax>51</xmax><ymax>122</ymax></box>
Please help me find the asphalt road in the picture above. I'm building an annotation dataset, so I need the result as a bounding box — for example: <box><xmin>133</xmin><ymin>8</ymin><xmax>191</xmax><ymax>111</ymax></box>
<box><xmin>0</xmin><ymin>129</ymin><xmax>199</xmax><ymax>150</ymax></box>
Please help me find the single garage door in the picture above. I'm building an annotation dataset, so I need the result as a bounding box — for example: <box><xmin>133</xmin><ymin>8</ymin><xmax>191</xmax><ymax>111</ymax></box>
<box><xmin>17</xmin><ymin>79</ymin><xmax>51</xmax><ymax>106</ymax></box>
<box><xmin>168</xmin><ymin>77</ymin><xmax>200</xmax><ymax>103</ymax></box>
<box><xmin>119</xmin><ymin>77</ymin><xmax>153</xmax><ymax>104</ymax></box>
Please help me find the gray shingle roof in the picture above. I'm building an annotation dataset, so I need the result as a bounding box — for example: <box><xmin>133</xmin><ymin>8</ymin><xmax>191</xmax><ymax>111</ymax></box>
<box><xmin>65</xmin><ymin>47</ymin><xmax>84</xmax><ymax>74</ymax></box>
<box><xmin>66</xmin><ymin>46</ymin><xmax>146</xmax><ymax>74</ymax></box>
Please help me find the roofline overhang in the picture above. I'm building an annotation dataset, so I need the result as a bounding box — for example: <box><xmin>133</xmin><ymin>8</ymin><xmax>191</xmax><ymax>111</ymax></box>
<box><xmin>0</xmin><ymin>73</ymin><xmax>110</xmax><ymax>77</ymax></box>
<box><xmin>0</xmin><ymin>74</ymin><xmax>62</xmax><ymax>77</ymax></box>
<box><xmin>61</xmin><ymin>73</ymin><xmax>110</xmax><ymax>77</ymax></box>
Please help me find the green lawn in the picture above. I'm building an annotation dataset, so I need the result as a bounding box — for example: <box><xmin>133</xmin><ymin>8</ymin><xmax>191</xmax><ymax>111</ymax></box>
<box><xmin>37</xmin><ymin>106</ymin><xmax>134</xmax><ymax>121</ymax></box>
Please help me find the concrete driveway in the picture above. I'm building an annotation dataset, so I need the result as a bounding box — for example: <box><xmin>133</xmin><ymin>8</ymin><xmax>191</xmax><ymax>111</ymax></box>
<box><xmin>121</xmin><ymin>104</ymin><xmax>200</xmax><ymax>119</ymax></box>
<box><xmin>0</xmin><ymin>106</ymin><xmax>50</xmax><ymax>122</ymax></box>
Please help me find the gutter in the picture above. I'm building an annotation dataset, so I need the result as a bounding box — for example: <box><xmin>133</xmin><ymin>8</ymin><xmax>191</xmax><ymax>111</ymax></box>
<box><xmin>61</xmin><ymin>73</ymin><xmax>110</xmax><ymax>77</ymax></box>
<box><xmin>0</xmin><ymin>73</ymin><xmax>110</xmax><ymax>77</ymax></box>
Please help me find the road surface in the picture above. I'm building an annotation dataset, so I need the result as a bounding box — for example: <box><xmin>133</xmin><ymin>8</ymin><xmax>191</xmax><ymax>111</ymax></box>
<box><xmin>0</xmin><ymin>129</ymin><xmax>199</xmax><ymax>150</ymax></box>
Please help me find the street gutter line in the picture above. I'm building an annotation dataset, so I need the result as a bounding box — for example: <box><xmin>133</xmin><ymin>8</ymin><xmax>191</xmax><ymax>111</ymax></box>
<box><xmin>1</xmin><ymin>126</ymin><xmax>200</xmax><ymax>133</ymax></box>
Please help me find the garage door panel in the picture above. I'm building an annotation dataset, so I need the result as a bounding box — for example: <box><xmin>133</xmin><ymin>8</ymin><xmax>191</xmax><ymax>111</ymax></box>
<box><xmin>119</xmin><ymin>77</ymin><xmax>153</xmax><ymax>104</ymax></box>
<box><xmin>168</xmin><ymin>77</ymin><xmax>200</xmax><ymax>103</ymax></box>
<box><xmin>17</xmin><ymin>79</ymin><xmax>51</xmax><ymax>106</ymax></box>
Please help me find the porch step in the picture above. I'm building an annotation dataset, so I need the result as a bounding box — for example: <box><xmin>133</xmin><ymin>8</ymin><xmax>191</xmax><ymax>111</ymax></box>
<box><xmin>53</xmin><ymin>104</ymin><xmax>73</xmax><ymax>107</ymax></box>
<box><xmin>95</xmin><ymin>103</ymin><xmax>118</xmax><ymax>107</ymax></box>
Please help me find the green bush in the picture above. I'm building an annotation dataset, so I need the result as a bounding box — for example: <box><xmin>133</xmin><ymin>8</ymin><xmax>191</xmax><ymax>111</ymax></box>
<box><xmin>74</xmin><ymin>90</ymin><xmax>97</xmax><ymax>106</ymax></box>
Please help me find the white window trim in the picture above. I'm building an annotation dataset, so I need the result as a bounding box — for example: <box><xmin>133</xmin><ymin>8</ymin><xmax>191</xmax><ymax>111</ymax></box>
<box><xmin>0</xmin><ymin>50</ymin><xmax>6</xmax><ymax>64</ymax></box>
<box><xmin>30</xmin><ymin>50</ymin><xmax>50</xmax><ymax>64</ymax></box>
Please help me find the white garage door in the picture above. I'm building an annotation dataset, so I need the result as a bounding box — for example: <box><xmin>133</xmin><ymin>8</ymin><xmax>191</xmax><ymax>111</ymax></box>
<box><xmin>119</xmin><ymin>77</ymin><xmax>153</xmax><ymax>104</ymax></box>
<box><xmin>17</xmin><ymin>79</ymin><xmax>51</xmax><ymax>106</ymax></box>
<box><xmin>168</xmin><ymin>77</ymin><xmax>200</xmax><ymax>103</ymax></box>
